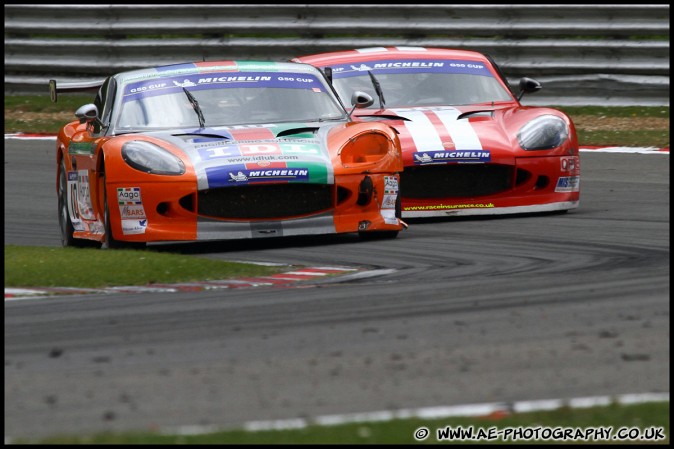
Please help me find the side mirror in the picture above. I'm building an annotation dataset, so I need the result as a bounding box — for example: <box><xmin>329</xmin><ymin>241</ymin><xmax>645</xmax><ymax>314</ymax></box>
<box><xmin>347</xmin><ymin>91</ymin><xmax>374</xmax><ymax>119</ymax></box>
<box><xmin>75</xmin><ymin>103</ymin><xmax>99</xmax><ymax>124</ymax></box>
<box><xmin>517</xmin><ymin>77</ymin><xmax>542</xmax><ymax>101</ymax></box>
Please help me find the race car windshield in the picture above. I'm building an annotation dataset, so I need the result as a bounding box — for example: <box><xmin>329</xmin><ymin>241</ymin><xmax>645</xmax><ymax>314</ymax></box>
<box><xmin>113</xmin><ymin>72</ymin><xmax>346</xmax><ymax>131</ymax></box>
<box><xmin>331</xmin><ymin>72</ymin><xmax>513</xmax><ymax>108</ymax></box>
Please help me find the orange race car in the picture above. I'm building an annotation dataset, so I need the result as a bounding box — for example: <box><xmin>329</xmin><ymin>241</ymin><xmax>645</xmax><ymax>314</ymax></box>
<box><xmin>53</xmin><ymin>61</ymin><xmax>404</xmax><ymax>249</ymax></box>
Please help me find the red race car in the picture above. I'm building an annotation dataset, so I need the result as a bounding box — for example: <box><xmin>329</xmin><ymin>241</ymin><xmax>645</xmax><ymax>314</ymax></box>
<box><xmin>293</xmin><ymin>47</ymin><xmax>580</xmax><ymax>218</ymax></box>
<box><xmin>52</xmin><ymin>60</ymin><xmax>404</xmax><ymax>248</ymax></box>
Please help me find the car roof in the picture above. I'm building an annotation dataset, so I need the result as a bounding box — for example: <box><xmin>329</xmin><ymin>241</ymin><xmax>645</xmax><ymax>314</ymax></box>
<box><xmin>294</xmin><ymin>47</ymin><xmax>490</xmax><ymax>66</ymax></box>
<box><xmin>113</xmin><ymin>60</ymin><xmax>320</xmax><ymax>84</ymax></box>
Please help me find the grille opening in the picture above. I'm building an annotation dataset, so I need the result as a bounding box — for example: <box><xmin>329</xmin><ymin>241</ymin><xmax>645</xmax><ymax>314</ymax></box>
<box><xmin>515</xmin><ymin>168</ymin><xmax>531</xmax><ymax>186</ymax></box>
<box><xmin>401</xmin><ymin>164</ymin><xmax>514</xmax><ymax>199</ymax></box>
<box><xmin>535</xmin><ymin>175</ymin><xmax>550</xmax><ymax>189</ymax></box>
<box><xmin>337</xmin><ymin>186</ymin><xmax>351</xmax><ymax>205</ymax></box>
<box><xmin>179</xmin><ymin>193</ymin><xmax>195</xmax><ymax>212</ymax></box>
<box><xmin>356</xmin><ymin>176</ymin><xmax>374</xmax><ymax>206</ymax></box>
<box><xmin>197</xmin><ymin>183</ymin><xmax>334</xmax><ymax>220</ymax></box>
<box><xmin>156</xmin><ymin>202</ymin><xmax>169</xmax><ymax>216</ymax></box>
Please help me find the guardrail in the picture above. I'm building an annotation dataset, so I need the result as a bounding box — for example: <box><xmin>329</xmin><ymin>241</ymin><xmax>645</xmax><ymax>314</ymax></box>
<box><xmin>4</xmin><ymin>4</ymin><xmax>670</xmax><ymax>105</ymax></box>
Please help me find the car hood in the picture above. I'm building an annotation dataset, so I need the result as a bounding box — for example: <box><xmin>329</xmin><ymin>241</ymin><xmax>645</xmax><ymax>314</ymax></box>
<box><xmin>144</xmin><ymin>123</ymin><xmax>339</xmax><ymax>190</ymax></box>
<box><xmin>356</xmin><ymin>105</ymin><xmax>519</xmax><ymax>166</ymax></box>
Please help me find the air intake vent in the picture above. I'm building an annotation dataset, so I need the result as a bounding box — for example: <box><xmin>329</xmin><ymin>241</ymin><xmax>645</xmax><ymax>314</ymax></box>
<box><xmin>401</xmin><ymin>164</ymin><xmax>513</xmax><ymax>199</ymax></box>
<box><xmin>197</xmin><ymin>184</ymin><xmax>334</xmax><ymax>219</ymax></box>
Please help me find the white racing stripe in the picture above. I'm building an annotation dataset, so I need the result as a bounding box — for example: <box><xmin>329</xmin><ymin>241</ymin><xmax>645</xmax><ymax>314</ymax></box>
<box><xmin>431</xmin><ymin>107</ymin><xmax>483</xmax><ymax>150</ymax></box>
<box><xmin>393</xmin><ymin>107</ymin><xmax>483</xmax><ymax>152</ymax></box>
<box><xmin>391</xmin><ymin>108</ymin><xmax>444</xmax><ymax>152</ymax></box>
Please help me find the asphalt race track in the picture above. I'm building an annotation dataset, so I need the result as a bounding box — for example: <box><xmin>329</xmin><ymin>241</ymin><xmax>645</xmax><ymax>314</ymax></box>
<box><xmin>4</xmin><ymin>139</ymin><xmax>670</xmax><ymax>440</ymax></box>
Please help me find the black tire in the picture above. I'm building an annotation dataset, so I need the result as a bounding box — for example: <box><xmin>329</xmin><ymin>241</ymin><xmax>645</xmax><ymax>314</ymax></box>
<box><xmin>58</xmin><ymin>159</ymin><xmax>101</xmax><ymax>248</ymax></box>
<box><xmin>102</xmin><ymin>176</ymin><xmax>146</xmax><ymax>250</ymax></box>
<box><xmin>358</xmin><ymin>230</ymin><xmax>400</xmax><ymax>240</ymax></box>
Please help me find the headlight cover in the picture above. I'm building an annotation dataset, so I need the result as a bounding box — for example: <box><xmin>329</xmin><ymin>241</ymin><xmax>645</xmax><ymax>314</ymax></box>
<box><xmin>517</xmin><ymin>115</ymin><xmax>569</xmax><ymax>151</ymax></box>
<box><xmin>339</xmin><ymin>132</ymin><xmax>391</xmax><ymax>166</ymax></box>
<box><xmin>122</xmin><ymin>141</ymin><xmax>185</xmax><ymax>175</ymax></box>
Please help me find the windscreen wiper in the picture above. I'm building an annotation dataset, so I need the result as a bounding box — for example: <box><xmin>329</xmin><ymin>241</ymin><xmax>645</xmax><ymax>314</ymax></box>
<box><xmin>367</xmin><ymin>71</ymin><xmax>386</xmax><ymax>109</ymax></box>
<box><xmin>182</xmin><ymin>87</ymin><xmax>205</xmax><ymax>128</ymax></box>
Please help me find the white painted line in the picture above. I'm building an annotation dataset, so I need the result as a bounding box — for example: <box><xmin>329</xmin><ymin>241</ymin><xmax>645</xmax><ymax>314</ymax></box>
<box><xmin>329</xmin><ymin>268</ymin><xmax>397</xmax><ymax>282</ymax></box>
<box><xmin>243</xmin><ymin>392</ymin><xmax>670</xmax><ymax>431</ymax></box>
<box><xmin>4</xmin><ymin>133</ymin><xmax>56</xmax><ymax>140</ymax></box>
<box><xmin>154</xmin><ymin>391</ymin><xmax>669</xmax><ymax>437</ymax></box>
<box><xmin>580</xmin><ymin>146</ymin><xmax>668</xmax><ymax>154</ymax></box>
<box><xmin>5</xmin><ymin>288</ymin><xmax>50</xmax><ymax>296</ymax></box>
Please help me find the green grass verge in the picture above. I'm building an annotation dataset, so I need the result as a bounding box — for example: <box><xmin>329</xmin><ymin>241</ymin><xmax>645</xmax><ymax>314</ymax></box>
<box><xmin>13</xmin><ymin>401</ymin><xmax>669</xmax><ymax>444</ymax></box>
<box><xmin>553</xmin><ymin>106</ymin><xmax>670</xmax><ymax>147</ymax></box>
<box><xmin>4</xmin><ymin>245</ymin><xmax>284</xmax><ymax>288</ymax></box>
<box><xmin>576</xmin><ymin>130</ymin><xmax>669</xmax><ymax>148</ymax></box>
<box><xmin>555</xmin><ymin>106</ymin><xmax>670</xmax><ymax>118</ymax></box>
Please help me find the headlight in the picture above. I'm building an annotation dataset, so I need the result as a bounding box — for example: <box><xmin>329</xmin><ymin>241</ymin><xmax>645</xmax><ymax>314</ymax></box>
<box><xmin>122</xmin><ymin>141</ymin><xmax>185</xmax><ymax>175</ymax></box>
<box><xmin>339</xmin><ymin>132</ymin><xmax>391</xmax><ymax>166</ymax></box>
<box><xmin>517</xmin><ymin>115</ymin><xmax>569</xmax><ymax>150</ymax></box>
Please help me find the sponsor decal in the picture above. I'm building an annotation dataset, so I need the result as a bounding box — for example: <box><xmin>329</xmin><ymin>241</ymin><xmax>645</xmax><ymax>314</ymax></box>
<box><xmin>330</xmin><ymin>59</ymin><xmax>492</xmax><ymax>78</ymax></box>
<box><xmin>382</xmin><ymin>175</ymin><xmax>400</xmax><ymax>224</ymax></box>
<box><xmin>226</xmin><ymin>168</ymin><xmax>310</xmax><ymax>183</ymax></box>
<box><xmin>404</xmin><ymin>203</ymin><xmax>495</xmax><ymax>211</ymax></box>
<box><xmin>120</xmin><ymin>204</ymin><xmax>147</xmax><ymax>220</ymax></box>
<box><xmin>384</xmin><ymin>175</ymin><xmax>399</xmax><ymax>193</ymax></box>
<box><xmin>89</xmin><ymin>222</ymin><xmax>105</xmax><ymax>234</ymax></box>
<box><xmin>66</xmin><ymin>171</ymin><xmax>85</xmax><ymax>231</ymax></box>
<box><xmin>555</xmin><ymin>176</ymin><xmax>580</xmax><ymax>192</ymax></box>
<box><xmin>77</xmin><ymin>170</ymin><xmax>96</xmax><ymax>220</ymax></box>
<box><xmin>208</xmin><ymin>155</ymin><xmax>300</xmax><ymax>165</ymax></box>
<box><xmin>117</xmin><ymin>187</ymin><xmax>142</xmax><ymax>205</ymax></box>
<box><xmin>206</xmin><ymin>159</ymin><xmax>329</xmax><ymax>188</ymax></box>
<box><xmin>381</xmin><ymin>208</ymin><xmax>399</xmax><ymax>225</ymax></box>
<box><xmin>117</xmin><ymin>188</ymin><xmax>146</xmax><ymax>232</ymax></box>
<box><xmin>122</xmin><ymin>219</ymin><xmax>148</xmax><ymax>235</ymax></box>
<box><xmin>193</xmin><ymin>139</ymin><xmax>233</xmax><ymax>149</ymax></box>
<box><xmin>382</xmin><ymin>194</ymin><xmax>398</xmax><ymax>209</ymax></box>
<box><xmin>561</xmin><ymin>156</ymin><xmax>580</xmax><ymax>173</ymax></box>
<box><xmin>123</xmin><ymin>72</ymin><xmax>325</xmax><ymax>102</ymax></box>
<box><xmin>413</xmin><ymin>150</ymin><xmax>490</xmax><ymax>164</ymax></box>
<box><xmin>240</xmin><ymin>143</ymin><xmax>281</xmax><ymax>156</ymax></box>
<box><xmin>199</xmin><ymin>143</ymin><xmax>241</xmax><ymax>159</ymax></box>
